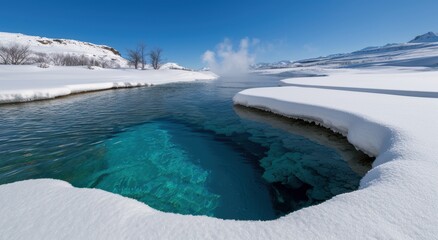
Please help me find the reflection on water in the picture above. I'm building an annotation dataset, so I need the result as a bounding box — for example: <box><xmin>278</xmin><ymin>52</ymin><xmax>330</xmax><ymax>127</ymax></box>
<box><xmin>0</xmin><ymin>74</ymin><xmax>372</xmax><ymax>220</ymax></box>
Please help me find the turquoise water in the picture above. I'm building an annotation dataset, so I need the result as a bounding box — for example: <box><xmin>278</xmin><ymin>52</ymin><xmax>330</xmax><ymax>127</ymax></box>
<box><xmin>0</xmin><ymin>74</ymin><xmax>372</xmax><ymax>220</ymax></box>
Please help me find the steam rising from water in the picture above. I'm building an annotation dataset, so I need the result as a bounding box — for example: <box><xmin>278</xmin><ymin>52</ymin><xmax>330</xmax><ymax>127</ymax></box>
<box><xmin>202</xmin><ymin>38</ymin><xmax>257</xmax><ymax>75</ymax></box>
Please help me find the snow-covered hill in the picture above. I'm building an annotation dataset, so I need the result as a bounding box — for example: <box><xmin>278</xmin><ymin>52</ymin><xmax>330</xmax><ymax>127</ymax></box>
<box><xmin>159</xmin><ymin>62</ymin><xmax>191</xmax><ymax>70</ymax></box>
<box><xmin>254</xmin><ymin>32</ymin><xmax>438</xmax><ymax>69</ymax></box>
<box><xmin>0</xmin><ymin>32</ymin><xmax>128</xmax><ymax>68</ymax></box>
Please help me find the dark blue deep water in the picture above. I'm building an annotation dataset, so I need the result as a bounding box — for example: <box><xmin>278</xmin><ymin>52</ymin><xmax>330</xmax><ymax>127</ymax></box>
<box><xmin>0</xmin><ymin>74</ymin><xmax>371</xmax><ymax>220</ymax></box>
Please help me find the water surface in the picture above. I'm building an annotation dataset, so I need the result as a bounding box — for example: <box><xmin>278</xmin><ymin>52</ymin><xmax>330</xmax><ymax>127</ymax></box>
<box><xmin>0</xmin><ymin>74</ymin><xmax>372</xmax><ymax>220</ymax></box>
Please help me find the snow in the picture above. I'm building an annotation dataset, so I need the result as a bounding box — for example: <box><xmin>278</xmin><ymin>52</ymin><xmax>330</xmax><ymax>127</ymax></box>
<box><xmin>1</xmin><ymin>67</ymin><xmax>437</xmax><ymax>239</ymax></box>
<box><xmin>233</xmin><ymin>66</ymin><xmax>438</xmax><ymax>239</ymax></box>
<box><xmin>0</xmin><ymin>65</ymin><xmax>217</xmax><ymax>103</ymax></box>
<box><xmin>280</xmin><ymin>66</ymin><xmax>438</xmax><ymax>95</ymax></box>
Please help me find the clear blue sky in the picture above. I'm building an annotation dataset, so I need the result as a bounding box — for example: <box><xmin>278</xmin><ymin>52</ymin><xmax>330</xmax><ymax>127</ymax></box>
<box><xmin>1</xmin><ymin>0</ymin><xmax>438</xmax><ymax>68</ymax></box>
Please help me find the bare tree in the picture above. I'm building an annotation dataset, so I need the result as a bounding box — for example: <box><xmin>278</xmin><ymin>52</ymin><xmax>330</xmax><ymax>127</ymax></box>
<box><xmin>139</xmin><ymin>43</ymin><xmax>146</xmax><ymax>70</ymax></box>
<box><xmin>0</xmin><ymin>44</ymin><xmax>31</xmax><ymax>65</ymax></box>
<box><xmin>149</xmin><ymin>48</ymin><xmax>162</xmax><ymax>70</ymax></box>
<box><xmin>31</xmin><ymin>52</ymin><xmax>49</xmax><ymax>64</ymax></box>
<box><xmin>127</xmin><ymin>48</ymin><xmax>141</xmax><ymax>69</ymax></box>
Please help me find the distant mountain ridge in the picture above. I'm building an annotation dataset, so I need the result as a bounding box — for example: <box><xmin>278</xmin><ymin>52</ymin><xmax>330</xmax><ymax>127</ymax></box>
<box><xmin>253</xmin><ymin>32</ymin><xmax>438</xmax><ymax>69</ymax></box>
<box><xmin>252</xmin><ymin>60</ymin><xmax>296</xmax><ymax>69</ymax></box>
<box><xmin>409</xmin><ymin>32</ymin><xmax>438</xmax><ymax>43</ymax></box>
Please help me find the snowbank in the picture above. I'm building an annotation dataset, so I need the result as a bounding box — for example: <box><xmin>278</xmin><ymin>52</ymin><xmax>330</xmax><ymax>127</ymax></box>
<box><xmin>0</xmin><ymin>65</ymin><xmax>217</xmax><ymax>103</ymax></box>
<box><xmin>1</xmin><ymin>67</ymin><xmax>437</xmax><ymax>239</ymax></box>
<box><xmin>233</xmin><ymin>67</ymin><xmax>438</xmax><ymax>239</ymax></box>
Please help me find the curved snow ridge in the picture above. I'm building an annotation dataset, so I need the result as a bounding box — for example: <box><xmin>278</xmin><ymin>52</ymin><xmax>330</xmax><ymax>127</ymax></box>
<box><xmin>233</xmin><ymin>89</ymin><xmax>421</xmax><ymax>163</ymax></box>
<box><xmin>233</xmin><ymin>85</ymin><xmax>438</xmax><ymax>239</ymax></box>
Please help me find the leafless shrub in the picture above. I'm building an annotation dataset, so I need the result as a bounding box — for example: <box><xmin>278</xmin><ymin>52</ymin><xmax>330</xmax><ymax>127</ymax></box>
<box><xmin>51</xmin><ymin>53</ymin><xmax>65</xmax><ymax>66</ymax></box>
<box><xmin>0</xmin><ymin>43</ymin><xmax>121</xmax><ymax>69</ymax></box>
<box><xmin>0</xmin><ymin>44</ymin><xmax>32</xmax><ymax>65</ymax></box>
<box><xmin>37</xmin><ymin>62</ymin><xmax>50</xmax><ymax>68</ymax></box>
<box><xmin>50</xmin><ymin>53</ymin><xmax>93</xmax><ymax>66</ymax></box>
<box><xmin>30</xmin><ymin>52</ymin><xmax>49</xmax><ymax>64</ymax></box>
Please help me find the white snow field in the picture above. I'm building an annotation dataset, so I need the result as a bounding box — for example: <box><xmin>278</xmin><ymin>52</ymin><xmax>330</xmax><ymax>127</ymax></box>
<box><xmin>0</xmin><ymin>65</ymin><xmax>217</xmax><ymax>103</ymax></box>
<box><xmin>233</xmin><ymin>67</ymin><xmax>438</xmax><ymax>239</ymax></box>
<box><xmin>280</xmin><ymin>67</ymin><xmax>438</xmax><ymax>94</ymax></box>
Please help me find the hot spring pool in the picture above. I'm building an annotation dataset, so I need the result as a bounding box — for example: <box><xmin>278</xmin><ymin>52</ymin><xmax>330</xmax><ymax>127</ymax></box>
<box><xmin>0</xmin><ymin>74</ymin><xmax>372</xmax><ymax>220</ymax></box>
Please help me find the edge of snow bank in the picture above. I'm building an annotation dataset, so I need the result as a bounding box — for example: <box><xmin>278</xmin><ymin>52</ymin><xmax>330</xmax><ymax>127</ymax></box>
<box><xmin>0</xmin><ymin>66</ymin><xmax>218</xmax><ymax>104</ymax></box>
<box><xmin>231</xmin><ymin>84</ymin><xmax>438</xmax><ymax>239</ymax></box>
<box><xmin>233</xmin><ymin>91</ymin><xmax>391</xmax><ymax>159</ymax></box>
<box><xmin>0</xmin><ymin>82</ymin><xmax>150</xmax><ymax>104</ymax></box>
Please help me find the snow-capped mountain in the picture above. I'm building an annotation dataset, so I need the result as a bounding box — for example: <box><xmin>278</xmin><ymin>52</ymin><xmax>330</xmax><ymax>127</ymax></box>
<box><xmin>254</xmin><ymin>32</ymin><xmax>438</xmax><ymax>69</ymax></box>
<box><xmin>409</xmin><ymin>32</ymin><xmax>438</xmax><ymax>43</ymax></box>
<box><xmin>0</xmin><ymin>32</ymin><xmax>128</xmax><ymax>68</ymax></box>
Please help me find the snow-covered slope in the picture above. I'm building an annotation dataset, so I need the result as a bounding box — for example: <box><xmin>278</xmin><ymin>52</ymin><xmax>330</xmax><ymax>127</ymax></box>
<box><xmin>254</xmin><ymin>32</ymin><xmax>438</xmax><ymax>69</ymax></box>
<box><xmin>0</xmin><ymin>32</ymin><xmax>128</xmax><ymax>67</ymax></box>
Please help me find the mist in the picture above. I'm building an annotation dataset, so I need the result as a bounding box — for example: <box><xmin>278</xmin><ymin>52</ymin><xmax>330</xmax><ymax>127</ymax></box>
<box><xmin>202</xmin><ymin>38</ymin><xmax>257</xmax><ymax>75</ymax></box>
